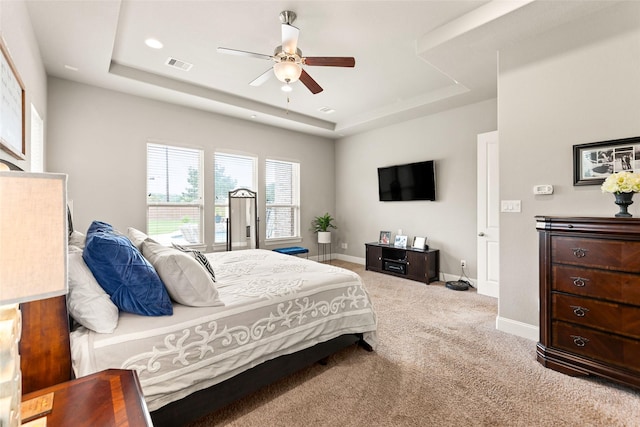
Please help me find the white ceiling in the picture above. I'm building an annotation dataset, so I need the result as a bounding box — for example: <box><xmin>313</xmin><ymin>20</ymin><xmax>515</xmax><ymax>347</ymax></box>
<box><xmin>26</xmin><ymin>0</ymin><xmax>617</xmax><ymax>138</ymax></box>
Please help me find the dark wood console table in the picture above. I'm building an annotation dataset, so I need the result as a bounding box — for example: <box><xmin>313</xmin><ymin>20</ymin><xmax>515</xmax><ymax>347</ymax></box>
<box><xmin>365</xmin><ymin>243</ymin><xmax>439</xmax><ymax>284</ymax></box>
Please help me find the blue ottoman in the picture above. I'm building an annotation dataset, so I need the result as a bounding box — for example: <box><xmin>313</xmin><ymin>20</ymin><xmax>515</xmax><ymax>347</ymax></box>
<box><xmin>273</xmin><ymin>246</ymin><xmax>309</xmax><ymax>258</ymax></box>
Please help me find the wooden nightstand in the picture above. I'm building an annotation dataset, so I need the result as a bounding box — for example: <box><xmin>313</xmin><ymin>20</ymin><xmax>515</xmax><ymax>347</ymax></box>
<box><xmin>21</xmin><ymin>369</ymin><xmax>152</xmax><ymax>426</ymax></box>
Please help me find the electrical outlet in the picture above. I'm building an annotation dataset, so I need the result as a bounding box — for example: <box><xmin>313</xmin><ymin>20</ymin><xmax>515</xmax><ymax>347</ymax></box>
<box><xmin>341</xmin><ymin>242</ymin><xmax>348</xmax><ymax>249</ymax></box>
<box><xmin>460</xmin><ymin>260</ymin><xmax>466</xmax><ymax>268</ymax></box>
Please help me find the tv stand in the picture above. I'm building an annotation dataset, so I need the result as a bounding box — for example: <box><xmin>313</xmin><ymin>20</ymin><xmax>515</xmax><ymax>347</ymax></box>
<box><xmin>365</xmin><ymin>243</ymin><xmax>439</xmax><ymax>284</ymax></box>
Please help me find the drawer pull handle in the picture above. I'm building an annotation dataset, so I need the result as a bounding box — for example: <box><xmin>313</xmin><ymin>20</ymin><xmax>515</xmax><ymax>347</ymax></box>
<box><xmin>570</xmin><ymin>335</ymin><xmax>590</xmax><ymax>347</ymax></box>
<box><xmin>571</xmin><ymin>248</ymin><xmax>588</xmax><ymax>258</ymax></box>
<box><xmin>570</xmin><ymin>305</ymin><xmax>590</xmax><ymax>317</ymax></box>
<box><xmin>570</xmin><ymin>276</ymin><xmax>589</xmax><ymax>287</ymax></box>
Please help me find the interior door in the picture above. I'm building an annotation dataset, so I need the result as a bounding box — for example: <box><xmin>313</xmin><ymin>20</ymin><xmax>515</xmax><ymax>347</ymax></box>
<box><xmin>477</xmin><ymin>131</ymin><xmax>499</xmax><ymax>298</ymax></box>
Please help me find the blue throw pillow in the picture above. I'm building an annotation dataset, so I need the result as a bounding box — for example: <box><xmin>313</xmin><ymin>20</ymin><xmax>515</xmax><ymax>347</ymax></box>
<box><xmin>83</xmin><ymin>221</ymin><xmax>173</xmax><ymax>316</ymax></box>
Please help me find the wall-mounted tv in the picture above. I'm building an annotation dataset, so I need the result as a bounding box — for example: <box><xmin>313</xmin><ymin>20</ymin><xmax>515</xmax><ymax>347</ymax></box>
<box><xmin>378</xmin><ymin>160</ymin><xmax>436</xmax><ymax>201</ymax></box>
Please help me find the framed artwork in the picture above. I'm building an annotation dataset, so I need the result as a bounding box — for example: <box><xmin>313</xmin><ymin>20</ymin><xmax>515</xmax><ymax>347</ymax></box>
<box><xmin>573</xmin><ymin>136</ymin><xmax>640</xmax><ymax>186</ymax></box>
<box><xmin>394</xmin><ymin>235</ymin><xmax>407</xmax><ymax>248</ymax></box>
<box><xmin>412</xmin><ymin>236</ymin><xmax>426</xmax><ymax>249</ymax></box>
<box><xmin>0</xmin><ymin>38</ymin><xmax>25</xmax><ymax>160</ymax></box>
<box><xmin>379</xmin><ymin>231</ymin><xmax>391</xmax><ymax>245</ymax></box>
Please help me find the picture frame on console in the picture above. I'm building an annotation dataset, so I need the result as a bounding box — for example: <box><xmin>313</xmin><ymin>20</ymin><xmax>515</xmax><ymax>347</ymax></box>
<box><xmin>412</xmin><ymin>236</ymin><xmax>426</xmax><ymax>250</ymax></box>
<box><xmin>394</xmin><ymin>235</ymin><xmax>407</xmax><ymax>248</ymax></box>
<box><xmin>573</xmin><ymin>136</ymin><xmax>640</xmax><ymax>186</ymax></box>
<box><xmin>379</xmin><ymin>231</ymin><xmax>391</xmax><ymax>245</ymax></box>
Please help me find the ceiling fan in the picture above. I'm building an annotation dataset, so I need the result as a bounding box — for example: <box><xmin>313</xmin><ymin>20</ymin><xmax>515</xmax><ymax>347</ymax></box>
<box><xmin>217</xmin><ymin>10</ymin><xmax>355</xmax><ymax>94</ymax></box>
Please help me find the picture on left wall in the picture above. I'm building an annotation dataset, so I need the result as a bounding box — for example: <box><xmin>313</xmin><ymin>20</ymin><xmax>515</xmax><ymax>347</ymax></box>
<box><xmin>0</xmin><ymin>38</ymin><xmax>25</xmax><ymax>160</ymax></box>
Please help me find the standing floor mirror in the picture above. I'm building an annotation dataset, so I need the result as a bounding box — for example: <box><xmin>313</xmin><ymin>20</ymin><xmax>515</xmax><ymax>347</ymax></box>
<box><xmin>226</xmin><ymin>188</ymin><xmax>259</xmax><ymax>251</ymax></box>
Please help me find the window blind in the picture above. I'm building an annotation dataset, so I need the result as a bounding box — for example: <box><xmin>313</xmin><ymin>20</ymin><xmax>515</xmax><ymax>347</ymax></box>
<box><xmin>266</xmin><ymin>159</ymin><xmax>300</xmax><ymax>240</ymax></box>
<box><xmin>147</xmin><ymin>143</ymin><xmax>203</xmax><ymax>245</ymax></box>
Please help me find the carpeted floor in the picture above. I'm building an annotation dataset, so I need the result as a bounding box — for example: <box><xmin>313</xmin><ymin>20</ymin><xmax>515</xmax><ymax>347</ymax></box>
<box><xmin>186</xmin><ymin>260</ymin><xmax>640</xmax><ymax>427</ymax></box>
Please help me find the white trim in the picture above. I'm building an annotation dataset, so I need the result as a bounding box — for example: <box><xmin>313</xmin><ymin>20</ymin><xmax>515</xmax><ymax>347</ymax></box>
<box><xmin>496</xmin><ymin>316</ymin><xmax>538</xmax><ymax>341</ymax></box>
<box><xmin>333</xmin><ymin>254</ymin><xmax>365</xmax><ymax>265</ymax></box>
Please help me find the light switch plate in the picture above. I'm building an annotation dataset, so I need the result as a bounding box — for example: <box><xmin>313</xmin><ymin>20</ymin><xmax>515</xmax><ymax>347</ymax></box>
<box><xmin>501</xmin><ymin>200</ymin><xmax>522</xmax><ymax>213</ymax></box>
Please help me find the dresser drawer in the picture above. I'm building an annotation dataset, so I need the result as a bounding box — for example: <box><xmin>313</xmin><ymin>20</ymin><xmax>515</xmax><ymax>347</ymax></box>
<box><xmin>552</xmin><ymin>321</ymin><xmax>640</xmax><ymax>373</ymax></box>
<box><xmin>552</xmin><ymin>293</ymin><xmax>640</xmax><ymax>339</ymax></box>
<box><xmin>552</xmin><ymin>236</ymin><xmax>640</xmax><ymax>272</ymax></box>
<box><xmin>552</xmin><ymin>265</ymin><xmax>640</xmax><ymax>304</ymax></box>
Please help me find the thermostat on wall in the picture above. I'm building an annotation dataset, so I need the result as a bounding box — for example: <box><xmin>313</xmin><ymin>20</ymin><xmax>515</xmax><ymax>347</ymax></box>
<box><xmin>533</xmin><ymin>185</ymin><xmax>554</xmax><ymax>195</ymax></box>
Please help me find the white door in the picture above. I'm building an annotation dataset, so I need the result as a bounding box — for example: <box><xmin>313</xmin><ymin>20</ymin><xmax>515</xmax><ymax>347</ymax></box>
<box><xmin>477</xmin><ymin>131</ymin><xmax>499</xmax><ymax>298</ymax></box>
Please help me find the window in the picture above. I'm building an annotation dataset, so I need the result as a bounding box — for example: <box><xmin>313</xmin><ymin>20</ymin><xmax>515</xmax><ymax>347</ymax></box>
<box><xmin>266</xmin><ymin>159</ymin><xmax>300</xmax><ymax>240</ymax></box>
<box><xmin>214</xmin><ymin>152</ymin><xmax>257</xmax><ymax>244</ymax></box>
<box><xmin>147</xmin><ymin>143</ymin><xmax>203</xmax><ymax>246</ymax></box>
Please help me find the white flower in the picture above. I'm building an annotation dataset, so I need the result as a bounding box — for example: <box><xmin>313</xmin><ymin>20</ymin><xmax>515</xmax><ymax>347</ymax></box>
<box><xmin>601</xmin><ymin>171</ymin><xmax>640</xmax><ymax>194</ymax></box>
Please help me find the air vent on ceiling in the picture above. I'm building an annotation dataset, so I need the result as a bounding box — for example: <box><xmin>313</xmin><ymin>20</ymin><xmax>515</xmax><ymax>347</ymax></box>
<box><xmin>317</xmin><ymin>106</ymin><xmax>336</xmax><ymax>114</ymax></box>
<box><xmin>165</xmin><ymin>57</ymin><xmax>193</xmax><ymax>71</ymax></box>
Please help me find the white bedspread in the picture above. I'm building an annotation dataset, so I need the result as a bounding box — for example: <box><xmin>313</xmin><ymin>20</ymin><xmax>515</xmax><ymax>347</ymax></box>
<box><xmin>70</xmin><ymin>249</ymin><xmax>377</xmax><ymax>411</ymax></box>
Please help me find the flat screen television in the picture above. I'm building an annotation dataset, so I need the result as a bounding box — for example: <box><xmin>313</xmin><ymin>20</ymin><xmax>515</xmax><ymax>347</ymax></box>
<box><xmin>377</xmin><ymin>160</ymin><xmax>436</xmax><ymax>201</ymax></box>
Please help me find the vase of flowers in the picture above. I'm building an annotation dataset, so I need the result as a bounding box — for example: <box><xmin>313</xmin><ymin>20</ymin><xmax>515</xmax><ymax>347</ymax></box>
<box><xmin>601</xmin><ymin>171</ymin><xmax>640</xmax><ymax>217</ymax></box>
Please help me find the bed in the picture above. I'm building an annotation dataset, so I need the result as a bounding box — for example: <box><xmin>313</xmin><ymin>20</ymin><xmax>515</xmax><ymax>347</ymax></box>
<box><xmin>29</xmin><ymin>219</ymin><xmax>377</xmax><ymax>427</ymax></box>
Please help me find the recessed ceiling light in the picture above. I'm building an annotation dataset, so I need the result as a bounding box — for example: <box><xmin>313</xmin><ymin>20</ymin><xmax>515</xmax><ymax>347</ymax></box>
<box><xmin>145</xmin><ymin>38</ymin><xmax>163</xmax><ymax>49</ymax></box>
<box><xmin>250</xmin><ymin>115</ymin><xmax>257</xmax><ymax>119</ymax></box>
<box><xmin>64</xmin><ymin>65</ymin><xmax>79</xmax><ymax>72</ymax></box>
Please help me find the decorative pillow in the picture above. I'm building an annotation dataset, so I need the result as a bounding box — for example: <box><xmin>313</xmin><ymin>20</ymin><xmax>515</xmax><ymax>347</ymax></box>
<box><xmin>67</xmin><ymin>250</ymin><xmax>119</xmax><ymax>333</ymax></box>
<box><xmin>69</xmin><ymin>230</ymin><xmax>86</xmax><ymax>249</ymax></box>
<box><xmin>127</xmin><ymin>227</ymin><xmax>149</xmax><ymax>252</ymax></box>
<box><xmin>172</xmin><ymin>243</ymin><xmax>216</xmax><ymax>282</ymax></box>
<box><xmin>143</xmin><ymin>239</ymin><xmax>223</xmax><ymax>307</ymax></box>
<box><xmin>83</xmin><ymin>220</ymin><xmax>173</xmax><ymax>316</ymax></box>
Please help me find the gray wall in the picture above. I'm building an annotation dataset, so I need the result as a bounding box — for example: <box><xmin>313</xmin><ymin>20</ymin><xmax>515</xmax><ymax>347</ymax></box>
<box><xmin>46</xmin><ymin>78</ymin><xmax>335</xmax><ymax>252</ymax></box>
<box><xmin>0</xmin><ymin>0</ymin><xmax>47</xmax><ymax>170</ymax></box>
<box><xmin>335</xmin><ymin>99</ymin><xmax>497</xmax><ymax>279</ymax></box>
<box><xmin>497</xmin><ymin>1</ymin><xmax>640</xmax><ymax>338</ymax></box>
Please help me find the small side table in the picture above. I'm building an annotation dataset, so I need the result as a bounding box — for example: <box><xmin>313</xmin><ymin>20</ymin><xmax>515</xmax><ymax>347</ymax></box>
<box><xmin>21</xmin><ymin>369</ymin><xmax>152</xmax><ymax>427</ymax></box>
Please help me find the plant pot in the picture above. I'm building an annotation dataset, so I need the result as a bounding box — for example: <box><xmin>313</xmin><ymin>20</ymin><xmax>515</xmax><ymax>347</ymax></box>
<box><xmin>614</xmin><ymin>192</ymin><xmax>634</xmax><ymax>217</ymax></box>
<box><xmin>318</xmin><ymin>231</ymin><xmax>331</xmax><ymax>244</ymax></box>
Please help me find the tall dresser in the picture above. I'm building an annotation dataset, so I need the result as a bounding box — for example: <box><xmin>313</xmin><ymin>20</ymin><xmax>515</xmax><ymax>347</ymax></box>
<box><xmin>536</xmin><ymin>216</ymin><xmax>640</xmax><ymax>390</ymax></box>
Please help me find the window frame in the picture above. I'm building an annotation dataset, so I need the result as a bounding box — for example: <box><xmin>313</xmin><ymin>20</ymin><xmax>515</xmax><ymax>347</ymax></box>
<box><xmin>213</xmin><ymin>151</ymin><xmax>258</xmax><ymax>246</ymax></box>
<box><xmin>146</xmin><ymin>142</ymin><xmax>204</xmax><ymax>247</ymax></box>
<box><xmin>265</xmin><ymin>158</ymin><xmax>301</xmax><ymax>243</ymax></box>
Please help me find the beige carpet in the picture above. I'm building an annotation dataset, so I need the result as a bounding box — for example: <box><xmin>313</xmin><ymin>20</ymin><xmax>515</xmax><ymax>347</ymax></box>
<box><xmin>187</xmin><ymin>261</ymin><xmax>640</xmax><ymax>427</ymax></box>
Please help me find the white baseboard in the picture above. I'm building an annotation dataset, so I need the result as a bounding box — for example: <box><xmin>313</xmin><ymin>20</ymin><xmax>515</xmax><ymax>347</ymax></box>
<box><xmin>478</xmin><ymin>281</ymin><xmax>499</xmax><ymax>298</ymax></box>
<box><xmin>333</xmin><ymin>254</ymin><xmax>365</xmax><ymax>264</ymax></box>
<box><xmin>496</xmin><ymin>316</ymin><xmax>538</xmax><ymax>341</ymax></box>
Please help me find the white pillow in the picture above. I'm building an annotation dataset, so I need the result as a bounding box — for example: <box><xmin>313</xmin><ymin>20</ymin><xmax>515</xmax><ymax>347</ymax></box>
<box><xmin>141</xmin><ymin>239</ymin><xmax>224</xmax><ymax>307</ymax></box>
<box><xmin>67</xmin><ymin>251</ymin><xmax>119</xmax><ymax>333</ymax></box>
<box><xmin>69</xmin><ymin>230</ymin><xmax>86</xmax><ymax>249</ymax></box>
<box><xmin>127</xmin><ymin>227</ymin><xmax>149</xmax><ymax>251</ymax></box>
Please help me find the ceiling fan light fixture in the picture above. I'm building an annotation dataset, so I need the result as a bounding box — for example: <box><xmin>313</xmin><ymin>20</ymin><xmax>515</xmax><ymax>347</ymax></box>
<box><xmin>274</xmin><ymin>61</ymin><xmax>302</xmax><ymax>83</ymax></box>
<box><xmin>281</xmin><ymin>83</ymin><xmax>293</xmax><ymax>92</ymax></box>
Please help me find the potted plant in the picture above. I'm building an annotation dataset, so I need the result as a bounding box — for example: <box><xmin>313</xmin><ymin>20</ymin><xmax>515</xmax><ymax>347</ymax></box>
<box><xmin>312</xmin><ymin>213</ymin><xmax>337</xmax><ymax>244</ymax></box>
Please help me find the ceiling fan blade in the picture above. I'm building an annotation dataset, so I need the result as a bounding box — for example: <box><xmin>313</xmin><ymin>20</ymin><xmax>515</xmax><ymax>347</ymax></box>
<box><xmin>281</xmin><ymin>24</ymin><xmax>299</xmax><ymax>55</ymax></box>
<box><xmin>217</xmin><ymin>47</ymin><xmax>273</xmax><ymax>61</ymax></box>
<box><xmin>299</xmin><ymin>69</ymin><xmax>323</xmax><ymax>94</ymax></box>
<box><xmin>303</xmin><ymin>57</ymin><xmax>355</xmax><ymax>67</ymax></box>
<box><xmin>249</xmin><ymin>68</ymin><xmax>274</xmax><ymax>87</ymax></box>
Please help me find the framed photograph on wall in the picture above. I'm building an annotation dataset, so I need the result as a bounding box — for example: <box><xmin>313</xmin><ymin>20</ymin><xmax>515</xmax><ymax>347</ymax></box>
<box><xmin>573</xmin><ymin>136</ymin><xmax>640</xmax><ymax>186</ymax></box>
<box><xmin>394</xmin><ymin>235</ymin><xmax>407</xmax><ymax>248</ymax></box>
<box><xmin>0</xmin><ymin>38</ymin><xmax>25</xmax><ymax>160</ymax></box>
<box><xmin>379</xmin><ymin>231</ymin><xmax>391</xmax><ymax>245</ymax></box>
